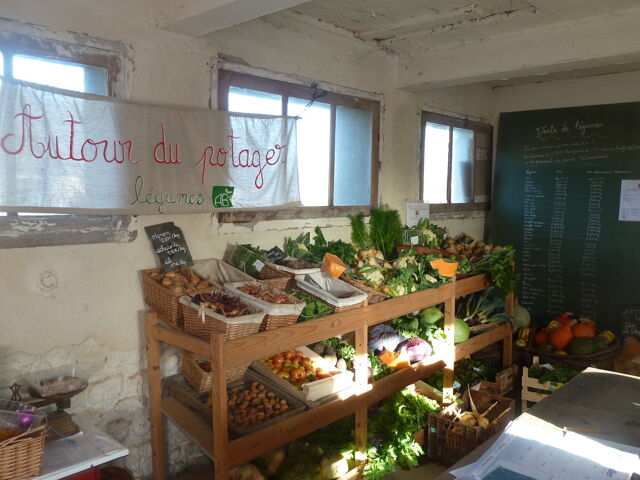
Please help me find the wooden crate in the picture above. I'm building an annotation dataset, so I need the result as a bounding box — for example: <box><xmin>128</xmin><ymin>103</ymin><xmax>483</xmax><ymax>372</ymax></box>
<box><xmin>165</xmin><ymin>372</ymin><xmax>306</xmax><ymax>438</ymax></box>
<box><xmin>521</xmin><ymin>365</ymin><xmax>564</xmax><ymax>412</ymax></box>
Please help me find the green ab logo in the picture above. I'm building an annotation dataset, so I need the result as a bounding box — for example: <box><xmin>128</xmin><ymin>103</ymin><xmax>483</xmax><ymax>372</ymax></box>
<box><xmin>212</xmin><ymin>186</ymin><xmax>234</xmax><ymax>208</ymax></box>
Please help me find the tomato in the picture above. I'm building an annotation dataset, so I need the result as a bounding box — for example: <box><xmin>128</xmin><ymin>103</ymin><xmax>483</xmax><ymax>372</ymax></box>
<box><xmin>277</xmin><ymin>371</ymin><xmax>290</xmax><ymax>380</ymax></box>
<box><xmin>290</xmin><ymin>367</ymin><xmax>306</xmax><ymax>382</ymax></box>
<box><xmin>283</xmin><ymin>350</ymin><xmax>296</xmax><ymax>360</ymax></box>
<box><xmin>301</xmin><ymin>357</ymin><xmax>313</xmax><ymax>368</ymax></box>
<box><xmin>271</xmin><ymin>354</ymin><xmax>284</xmax><ymax>363</ymax></box>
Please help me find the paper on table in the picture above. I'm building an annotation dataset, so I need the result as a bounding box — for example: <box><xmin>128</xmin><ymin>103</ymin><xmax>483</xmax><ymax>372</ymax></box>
<box><xmin>618</xmin><ymin>179</ymin><xmax>640</xmax><ymax>221</ymax></box>
<box><xmin>450</xmin><ymin>421</ymin><xmax>640</xmax><ymax>480</ymax></box>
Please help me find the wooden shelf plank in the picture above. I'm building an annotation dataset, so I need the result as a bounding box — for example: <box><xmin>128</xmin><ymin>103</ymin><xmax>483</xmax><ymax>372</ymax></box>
<box><xmin>454</xmin><ymin>274</ymin><xmax>491</xmax><ymax>297</ymax></box>
<box><xmin>163</xmin><ymin>396</ymin><xmax>214</xmax><ymax>460</ymax></box>
<box><xmin>454</xmin><ymin>323</ymin><xmax>511</xmax><ymax>361</ymax></box>
<box><xmin>163</xmin><ymin>356</ymin><xmax>445</xmax><ymax>469</ymax></box>
<box><xmin>223</xmin><ymin>282</ymin><xmax>460</xmax><ymax>368</ymax></box>
<box><xmin>149</xmin><ymin>322</ymin><xmax>210</xmax><ymax>357</ymax></box>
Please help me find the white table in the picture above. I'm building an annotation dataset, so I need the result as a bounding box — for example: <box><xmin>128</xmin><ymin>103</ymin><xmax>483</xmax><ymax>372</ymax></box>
<box><xmin>35</xmin><ymin>418</ymin><xmax>129</xmax><ymax>480</ymax></box>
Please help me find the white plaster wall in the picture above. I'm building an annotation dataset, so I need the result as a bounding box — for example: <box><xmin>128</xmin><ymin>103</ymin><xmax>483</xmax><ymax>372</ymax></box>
<box><xmin>494</xmin><ymin>69</ymin><xmax>640</xmax><ymax>114</ymax></box>
<box><xmin>0</xmin><ymin>1</ymin><xmax>495</xmax><ymax>477</ymax></box>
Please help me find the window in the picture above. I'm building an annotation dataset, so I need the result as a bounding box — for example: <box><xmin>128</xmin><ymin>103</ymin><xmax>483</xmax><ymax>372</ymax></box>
<box><xmin>0</xmin><ymin>30</ymin><xmax>130</xmax><ymax>247</ymax></box>
<box><xmin>218</xmin><ymin>70</ymin><xmax>379</xmax><ymax>216</ymax></box>
<box><xmin>421</xmin><ymin>112</ymin><xmax>493</xmax><ymax>212</ymax></box>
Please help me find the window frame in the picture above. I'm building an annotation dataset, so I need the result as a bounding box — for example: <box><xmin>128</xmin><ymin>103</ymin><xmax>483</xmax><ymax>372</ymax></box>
<box><xmin>0</xmin><ymin>29</ymin><xmax>132</xmax><ymax>248</ymax></box>
<box><xmin>217</xmin><ymin>69</ymin><xmax>380</xmax><ymax>222</ymax></box>
<box><xmin>420</xmin><ymin>111</ymin><xmax>493</xmax><ymax>214</ymax></box>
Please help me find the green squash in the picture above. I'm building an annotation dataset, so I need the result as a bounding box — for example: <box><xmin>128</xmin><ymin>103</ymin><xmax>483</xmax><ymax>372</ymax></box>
<box><xmin>537</xmin><ymin>342</ymin><xmax>555</xmax><ymax>354</ymax></box>
<box><xmin>567</xmin><ymin>337</ymin><xmax>608</xmax><ymax>356</ymax></box>
<box><xmin>454</xmin><ymin>318</ymin><xmax>470</xmax><ymax>344</ymax></box>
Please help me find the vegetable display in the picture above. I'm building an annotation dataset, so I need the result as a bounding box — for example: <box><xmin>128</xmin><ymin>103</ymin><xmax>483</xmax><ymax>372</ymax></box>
<box><xmin>531</xmin><ymin>313</ymin><xmax>616</xmax><ymax>355</ymax></box>
<box><xmin>191</xmin><ymin>292</ymin><xmax>251</xmax><ymax>317</ymax></box>
<box><xmin>285</xmin><ymin>289</ymin><xmax>332</xmax><ymax>322</ymax></box>
<box><xmin>349</xmin><ymin>208</ymin><xmax>403</xmax><ymax>260</ymax></box>
<box><xmin>527</xmin><ymin>365</ymin><xmax>581</xmax><ymax>384</ymax></box>
<box><xmin>286</xmin><ymin>227</ymin><xmax>356</xmax><ymax>266</ymax></box>
<box><xmin>402</xmin><ymin>218</ymin><xmax>447</xmax><ymax>248</ymax></box>
<box><xmin>148</xmin><ymin>267</ymin><xmax>211</xmax><ymax>295</ymax></box>
<box><xmin>227</xmin><ymin>382</ymin><xmax>290</xmax><ymax>427</ymax></box>
<box><xmin>259</xmin><ymin>350</ymin><xmax>340</xmax><ymax>389</ymax></box>
<box><xmin>238</xmin><ymin>284</ymin><xmax>295</xmax><ymax>304</ymax></box>
<box><xmin>473</xmin><ymin>246</ymin><xmax>519</xmax><ymax>294</ymax></box>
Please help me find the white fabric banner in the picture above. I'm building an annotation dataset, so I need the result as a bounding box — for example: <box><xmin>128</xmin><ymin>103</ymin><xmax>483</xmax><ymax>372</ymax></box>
<box><xmin>0</xmin><ymin>78</ymin><xmax>299</xmax><ymax>214</ymax></box>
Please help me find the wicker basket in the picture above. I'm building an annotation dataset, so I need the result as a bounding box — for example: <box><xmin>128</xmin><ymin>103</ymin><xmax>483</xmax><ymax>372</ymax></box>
<box><xmin>140</xmin><ymin>268</ymin><xmax>212</xmax><ymax>328</ymax></box>
<box><xmin>181</xmin><ymin>350</ymin><xmax>247</xmax><ymax>388</ymax></box>
<box><xmin>531</xmin><ymin>338</ymin><xmax>622</xmax><ymax>370</ymax></box>
<box><xmin>224</xmin><ymin>281</ymin><xmax>305</xmax><ymax>332</ymax></box>
<box><xmin>294</xmin><ymin>273</ymin><xmax>368</xmax><ymax>313</ymax></box>
<box><xmin>0</xmin><ymin>425</ymin><xmax>47</xmax><ymax>480</ymax></box>
<box><xmin>257</xmin><ymin>264</ymin><xmax>293</xmax><ymax>290</ymax></box>
<box><xmin>340</xmin><ymin>275</ymin><xmax>387</xmax><ymax>305</ymax></box>
<box><xmin>427</xmin><ymin>390</ymin><xmax>514</xmax><ymax>466</ymax></box>
<box><xmin>180</xmin><ymin>293</ymin><xmax>264</xmax><ymax>341</ymax></box>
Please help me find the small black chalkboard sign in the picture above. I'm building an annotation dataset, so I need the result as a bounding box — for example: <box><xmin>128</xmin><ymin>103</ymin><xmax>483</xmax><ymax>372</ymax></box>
<box><xmin>144</xmin><ymin>222</ymin><xmax>193</xmax><ymax>271</ymax></box>
<box><xmin>621</xmin><ymin>307</ymin><xmax>640</xmax><ymax>337</ymax></box>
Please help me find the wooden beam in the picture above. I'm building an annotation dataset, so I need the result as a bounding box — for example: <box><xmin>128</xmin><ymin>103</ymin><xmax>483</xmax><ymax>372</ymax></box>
<box><xmin>145</xmin><ymin>312</ymin><xmax>166</xmax><ymax>480</ymax></box>
<box><xmin>157</xmin><ymin>0</ymin><xmax>312</xmax><ymax>37</ymax></box>
<box><xmin>148</xmin><ymin>321</ymin><xmax>210</xmax><ymax>358</ymax></box>
<box><xmin>455</xmin><ymin>323</ymin><xmax>511</xmax><ymax>361</ymax></box>
<box><xmin>442</xmin><ymin>297</ymin><xmax>456</xmax><ymax>405</ymax></box>
<box><xmin>211</xmin><ymin>333</ymin><xmax>228</xmax><ymax>480</ymax></box>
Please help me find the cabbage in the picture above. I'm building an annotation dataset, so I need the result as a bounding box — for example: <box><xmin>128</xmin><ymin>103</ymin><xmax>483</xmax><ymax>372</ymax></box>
<box><xmin>395</xmin><ymin>338</ymin><xmax>431</xmax><ymax>363</ymax></box>
<box><xmin>513</xmin><ymin>301</ymin><xmax>531</xmax><ymax>330</ymax></box>
<box><xmin>368</xmin><ymin>324</ymin><xmax>406</xmax><ymax>353</ymax></box>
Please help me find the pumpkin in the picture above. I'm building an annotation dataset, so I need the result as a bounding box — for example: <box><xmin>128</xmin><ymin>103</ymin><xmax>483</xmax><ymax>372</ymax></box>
<box><xmin>429</xmin><ymin>258</ymin><xmax>458</xmax><ymax>278</ymax></box>
<box><xmin>321</xmin><ymin>253</ymin><xmax>347</xmax><ymax>278</ymax></box>
<box><xmin>533</xmin><ymin>329</ymin><xmax>549</xmax><ymax>345</ymax></box>
<box><xmin>554</xmin><ymin>312</ymin><xmax>574</xmax><ymax>326</ymax></box>
<box><xmin>571</xmin><ymin>322</ymin><xmax>597</xmax><ymax>338</ymax></box>
<box><xmin>549</xmin><ymin>325</ymin><xmax>573</xmax><ymax>350</ymax></box>
<box><xmin>378</xmin><ymin>349</ymin><xmax>410</xmax><ymax>370</ymax></box>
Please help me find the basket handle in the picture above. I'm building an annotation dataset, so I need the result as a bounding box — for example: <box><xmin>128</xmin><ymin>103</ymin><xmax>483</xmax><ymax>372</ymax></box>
<box><xmin>0</xmin><ymin>425</ymin><xmax>46</xmax><ymax>447</ymax></box>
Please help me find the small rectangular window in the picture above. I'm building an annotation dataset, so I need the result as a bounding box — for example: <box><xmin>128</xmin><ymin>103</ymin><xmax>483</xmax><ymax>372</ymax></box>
<box><xmin>218</xmin><ymin>70</ymin><xmax>379</xmax><ymax>215</ymax></box>
<box><xmin>421</xmin><ymin>112</ymin><xmax>492</xmax><ymax>212</ymax></box>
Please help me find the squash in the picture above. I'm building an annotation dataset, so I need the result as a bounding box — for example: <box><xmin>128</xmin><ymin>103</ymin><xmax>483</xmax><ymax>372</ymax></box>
<box><xmin>567</xmin><ymin>336</ymin><xmax>608</xmax><ymax>356</ymax></box>
<box><xmin>599</xmin><ymin>330</ymin><xmax>616</xmax><ymax>344</ymax></box>
<box><xmin>533</xmin><ymin>329</ymin><xmax>549</xmax><ymax>345</ymax></box>
<box><xmin>537</xmin><ymin>342</ymin><xmax>555</xmax><ymax>354</ymax></box>
<box><xmin>430</xmin><ymin>258</ymin><xmax>458</xmax><ymax>278</ymax></box>
<box><xmin>549</xmin><ymin>325</ymin><xmax>573</xmax><ymax>351</ymax></box>
<box><xmin>516</xmin><ymin>327</ymin><xmax>531</xmax><ymax>342</ymax></box>
<box><xmin>321</xmin><ymin>253</ymin><xmax>347</xmax><ymax>278</ymax></box>
<box><xmin>378</xmin><ymin>349</ymin><xmax>410</xmax><ymax>370</ymax></box>
<box><xmin>571</xmin><ymin>322</ymin><xmax>596</xmax><ymax>338</ymax></box>
<box><xmin>545</xmin><ymin>320</ymin><xmax>562</xmax><ymax>332</ymax></box>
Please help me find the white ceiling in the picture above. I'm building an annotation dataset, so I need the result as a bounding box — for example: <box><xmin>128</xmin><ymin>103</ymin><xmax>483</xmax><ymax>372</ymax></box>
<box><xmin>286</xmin><ymin>0</ymin><xmax>640</xmax><ymax>54</ymax></box>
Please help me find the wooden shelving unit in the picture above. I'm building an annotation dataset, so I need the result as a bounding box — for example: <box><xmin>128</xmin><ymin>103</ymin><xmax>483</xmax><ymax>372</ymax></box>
<box><xmin>144</xmin><ymin>274</ymin><xmax>513</xmax><ymax>480</ymax></box>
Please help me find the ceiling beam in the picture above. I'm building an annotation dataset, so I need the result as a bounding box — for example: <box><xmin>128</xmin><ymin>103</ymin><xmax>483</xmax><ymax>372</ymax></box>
<box><xmin>357</xmin><ymin>3</ymin><xmax>483</xmax><ymax>41</ymax></box>
<box><xmin>396</xmin><ymin>7</ymin><xmax>640</xmax><ymax>90</ymax></box>
<box><xmin>156</xmin><ymin>0</ymin><xmax>311</xmax><ymax>37</ymax></box>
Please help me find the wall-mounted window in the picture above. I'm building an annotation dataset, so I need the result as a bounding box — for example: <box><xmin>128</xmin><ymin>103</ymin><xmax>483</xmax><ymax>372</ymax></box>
<box><xmin>0</xmin><ymin>29</ymin><xmax>131</xmax><ymax>247</ymax></box>
<box><xmin>421</xmin><ymin>112</ymin><xmax>492</xmax><ymax>213</ymax></box>
<box><xmin>218</xmin><ymin>70</ymin><xmax>380</xmax><ymax>220</ymax></box>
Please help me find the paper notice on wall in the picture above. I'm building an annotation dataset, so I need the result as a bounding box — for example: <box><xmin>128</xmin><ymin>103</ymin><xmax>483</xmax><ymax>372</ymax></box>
<box><xmin>406</xmin><ymin>202</ymin><xmax>429</xmax><ymax>227</ymax></box>
<box><xmin>618</xmin><ymin>180</ymin><xmax>640</xmax><ymax>221</ymax></box>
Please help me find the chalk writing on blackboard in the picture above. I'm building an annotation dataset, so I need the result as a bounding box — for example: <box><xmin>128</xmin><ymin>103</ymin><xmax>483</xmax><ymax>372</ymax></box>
<box><xmin>621</xmin><ymin>307</ymin><xmax>640</xmax><ymax>337</ymax></box>
<box><xmin>144</xmin><ymin>222</ymin><xmax>193</xmax><ymax>271</ymax></box>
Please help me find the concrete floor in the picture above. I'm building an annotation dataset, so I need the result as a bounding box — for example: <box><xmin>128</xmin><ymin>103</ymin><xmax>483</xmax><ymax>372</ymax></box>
<box><xmin>383</xmin><ymin>462</ymin><xmax>447</xmax><ymax>479</ymax></box>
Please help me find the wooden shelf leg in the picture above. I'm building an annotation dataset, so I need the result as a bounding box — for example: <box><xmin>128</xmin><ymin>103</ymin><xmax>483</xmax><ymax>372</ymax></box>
<box><xmin>354</xmin><ymin>324</ymin><xmax>368</xmax><ymax>465</ymax></box>
<box><xmin>502</xmin><ymin>322</ymin><xmax>513</xmax><ymax>368</ymax></box>
<box><xmin>211</xmin><ymin>332</ymin><xmax>229</xmax><ymax>480</ymax></box>
<box><xmin>145</xmin><ymin>312</ymin><xmax>166</xmax><ymax>480</ymax></box>
<box><xmin>442</xmin><ymin>297</ymin><xmax>456</xmax><ymax>405</ymax></box>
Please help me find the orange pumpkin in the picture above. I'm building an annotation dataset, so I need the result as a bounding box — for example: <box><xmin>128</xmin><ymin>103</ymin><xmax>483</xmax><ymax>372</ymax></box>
<box><xmin>571</xmin><ymin>322</ymin><xmax>597</xmax><ymax>338</ymax></box>
<box><xmin>378</xmin><ymin>349</ymin><xmax>410</xmax><ymax>370</ymax></box>
<box><xmin>533</xmin><ymin>329</ymin><xmax>549</xmax><ymax>345</ymax></box>
<box><xmin>321</xmin><ymin>253</ymin><xmax>347</xmax><ymax>278</ymax></box>
<box><xmin>549</xmin><ymin>325</ymin><xmax>573</xmax><ymax>350</ymax></box>
<box><xmin>554</xmin><ymin>312</ymin><xmax>574</xmax><ymax>326</ymax></box>
<box><xmin>430</xmin><ymin>258</ymin><xmax>459</xmax><ymax>278</ymax></box>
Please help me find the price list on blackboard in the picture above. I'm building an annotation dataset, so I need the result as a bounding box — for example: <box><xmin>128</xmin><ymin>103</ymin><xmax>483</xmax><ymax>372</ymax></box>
<box><xmin>493</xmin><ymin>102</ymin><xmax>640</xmax><ymax>331</ymax></box>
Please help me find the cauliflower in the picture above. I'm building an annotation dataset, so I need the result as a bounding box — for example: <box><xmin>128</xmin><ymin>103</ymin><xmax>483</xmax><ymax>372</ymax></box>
<box><xmin>392</xmin><ymin>255</ymin><xmax>417</xmax><ymax>270</ymax></box>
<box><xmin>360</xmin><ymin>266</ymin><xmax>385</xmax><ymax>288</ymax></box>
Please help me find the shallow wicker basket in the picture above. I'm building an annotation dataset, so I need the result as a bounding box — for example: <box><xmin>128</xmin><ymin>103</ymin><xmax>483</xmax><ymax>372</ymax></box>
<box><xmin>340</xmin><ymin>275</ymin><xmax>388</xmax><ymax>305</ymax></box>
<box><xmin>180</xmin><ymin>293</ymin><xmax>264</xmax><ymax>341</ymax></box>
<box><xmin>140</xmin><ymin>268</ymin><xmax>212</xmax><ymax>328</ymax></box>
<box><xmin>224</xmin><ymin>282</ymin><xmax>305</xmax><ymax>332</ymax></box>
<box><xmin>181</xmin><ymin>350</ymin><xmax>247</xmax><ymax>388</ymax></box>
<box><xmin>257</xmin><ymin>264</ymin><xmax>293</xmax><ymax>290</ymax></box>
<box><xmin>0</xmin><ymin>425</ymin><xmax>47</xmax><ymax>480</ymax></box>
<box><xmin>532</xmin><ymin>338</ymin><xmax>622</xmax><ymax>370</ymax></box>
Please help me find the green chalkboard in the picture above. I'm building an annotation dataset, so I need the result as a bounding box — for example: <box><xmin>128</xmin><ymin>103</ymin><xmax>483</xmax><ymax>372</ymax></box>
<box><xmin>492</xmin><ymin>102</ymin><xmax>640</xmax><ymax>332</ymax></box>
